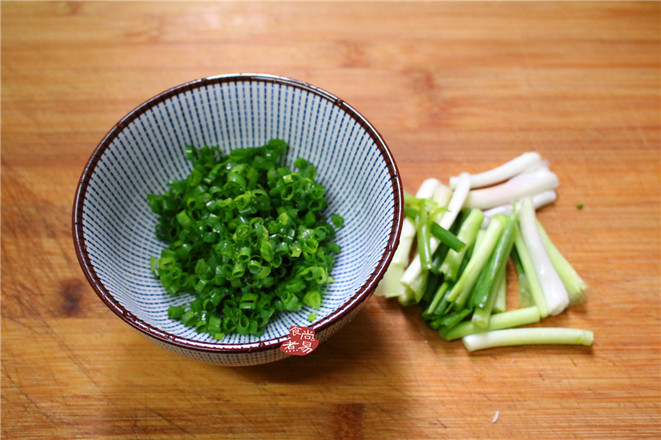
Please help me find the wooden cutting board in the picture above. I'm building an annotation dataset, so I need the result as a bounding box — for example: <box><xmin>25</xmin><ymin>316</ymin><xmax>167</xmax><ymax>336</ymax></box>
<box><xmin>2</xmin><ymin>2</ymin><xmax>659</xmax><ymax>439</ymax></box>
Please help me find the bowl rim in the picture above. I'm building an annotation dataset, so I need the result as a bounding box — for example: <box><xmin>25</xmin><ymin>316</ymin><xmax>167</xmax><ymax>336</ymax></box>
<box><xmin>72</xmin><ymin>73</ymin><xmax>403</xmax><ymax>354</ymax></box>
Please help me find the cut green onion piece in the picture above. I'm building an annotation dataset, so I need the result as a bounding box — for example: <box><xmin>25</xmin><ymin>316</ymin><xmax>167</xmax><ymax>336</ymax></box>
<box><xmin>404</xmin><ymin>206</ymin><xmax>419</xmax><ymax>219</ymax></box>
<box><xmin>536</xmin><ymin>220</ymin><xmax>588</xmax><ymax>303</ymax></box>
<box><xmin>400</xmin><ymin>176</ymin><xmax>469</xmax><ymax>305</ymax></box>
<box><xmin>470</xmin><ymin>210</ymin><xmax>517</xmax><ymax>327</ymax></box>
<box><xmin>518</xmin><ymin>197</ymin><xmax>568</xmax><ymax>316</ymax></box>
<box><xmin>442</xmin><ymin>306</ymin><xmax>541</xmax><ymax>341</ymax></box>
<box><xmin>464</xmin><ymin>168</ymin><xmax>559</xmax><ymax>210</ymax></box>
<box><xmin>449</xmin><ymin>151</ymin><xmax>542</xmax><ymax>190</ymax></box>
<box><xmin>482</xmin><ymin>190</ymin><xmax>556</xmax><ymax>228</ymax></box>
<box><xmin>416</xmin><ymin>209</ymin><xmax>433</xmax><ymax>271</ymax></box>
<box><xmin>377</xmin><ymin>181</ymin><xmax>440</xmax><ymax>299</ymax></box>
<box><xmin>331</xmin><ymin>214</ymin><xmax>344</xmax><ymax>228</ymax></box>
<box><xmin>513</xmin><ymin>223</ymin><xmax>549</xmax><ymax>318</ymax></box>
<box><xmin>511</xmin><ymin>248</ymin><xmax>533</xmax><ymax>308</ymax></box>
<box><xmin>430</xmin><ymin>223</ymin><xmax>465</xmax><ymax>253</ymax></box>
<box><xmin>492</xmin><ymin>266</ymin><xmax>507</xmax><ymax>314</ymax></box>
<box><xmin>471</xmin><ymin>262</ymin><xmax>508</xmax><ymax>329</ymax></box>
<box><xmin>462</xmin><ymin>327</ymin><xmax>594</xmax><ymax>352</ymax></box>
<box><xmin>167</xmin><ymin>305</ymin><xmax>186</xmax><ymax>320</ymax></box>
<box><xmin>423</xmin><ymin>281</ymin><xmax>449</xmax><ymax>319</ymax></box>
<box><xmin>472</xmin><ymin>211</ymin><xmax>517</xmax><ymax>308</ymax></box>
<box><xmin>436</xmin><ymin>308</ymin><xmax>472</xmax><ymax>332</ymax></box>
<box><xmin>447</xmin><ymin>215</ymin><xmax>505</xmax><ymax>308</ymax></box>
<box><xmin>438</xmin><ymin>209</ymin><xmax>484</xmax><ymax>281</ymax></box>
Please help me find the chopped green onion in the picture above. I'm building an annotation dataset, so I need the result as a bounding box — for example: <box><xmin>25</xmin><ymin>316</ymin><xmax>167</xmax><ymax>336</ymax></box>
<box><xmin>167</xmin><ymin>305</ymin><xmax>186</xmax><ymax>320</ymax></box>
<box><xmin>148</xmin><ymin>140</ymin><xmax>343</xmax><ymax>339</ymax></box>
<box><xmin>331</xmin><ymin>214</ymin><xmax>344</xmax><ymax>228</ymax></box>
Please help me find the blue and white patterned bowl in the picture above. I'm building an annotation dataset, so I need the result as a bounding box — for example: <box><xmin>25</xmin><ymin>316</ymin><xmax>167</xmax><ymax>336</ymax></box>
<box><xmin>73</xmin><ymin>74</ymin><xmax>403</xmax><ymax>366</ymax></box>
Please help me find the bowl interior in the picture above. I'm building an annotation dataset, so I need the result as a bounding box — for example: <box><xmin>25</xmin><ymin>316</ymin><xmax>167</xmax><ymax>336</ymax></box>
<box><xmin>75</xmin><ymin>75</ymin><xmax>401</xmax><ymax>347</ymax></box>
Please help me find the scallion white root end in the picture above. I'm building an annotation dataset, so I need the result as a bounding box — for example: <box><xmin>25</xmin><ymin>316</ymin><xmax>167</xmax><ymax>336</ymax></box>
<box><xmin>465</xmin><ymin>168</ymin><xmax>559</xmax><ymax>210</ymax></box>
<box><xmin>449</xmin><ymin>152</ymin><xmax>542</xmax><ymax>189</ymax></box>
<box><xmin>518</xmin><ymin>197</ymin><xmax>569</xmax><ymax>316</ymax></box>
<box><xmin>482</xmin><ymin>190</ymin><xmax>557</xmax><ymax>228</ymax></box>
<box><xmin>537</xmin><ymin>220</ymin><xmax>588</xmax><ymax>303</ymax></box>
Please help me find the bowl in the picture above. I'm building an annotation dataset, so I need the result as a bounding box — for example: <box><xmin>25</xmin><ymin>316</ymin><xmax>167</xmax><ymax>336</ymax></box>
<box><xmin>73</xmin><ymin>74</ymin><xmax>403</xmax><ymax>366</ymax></box>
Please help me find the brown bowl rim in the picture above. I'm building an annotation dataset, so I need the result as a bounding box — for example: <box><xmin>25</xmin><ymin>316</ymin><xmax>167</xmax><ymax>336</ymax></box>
<box><xmin>72</xmin><ymin>73</ymin><xmax>403</xmax><ymax>354</ymax></box>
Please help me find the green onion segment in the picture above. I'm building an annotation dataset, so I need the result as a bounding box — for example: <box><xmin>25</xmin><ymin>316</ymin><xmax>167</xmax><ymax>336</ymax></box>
<box><xmin>376</xmin><ymin>152</ymin><xmax>591</xmax><ymax>352</ymax></box>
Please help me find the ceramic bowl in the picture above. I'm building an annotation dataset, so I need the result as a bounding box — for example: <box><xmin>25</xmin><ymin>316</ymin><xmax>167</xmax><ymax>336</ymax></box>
<box><xmin>73</xmin><ymin>74</ymin><xmax>402</xmax><ymax>366</ymax></box>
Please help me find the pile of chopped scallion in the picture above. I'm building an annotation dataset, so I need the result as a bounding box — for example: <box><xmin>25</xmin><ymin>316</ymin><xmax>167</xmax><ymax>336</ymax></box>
<box><xmin>148</xmin><ymin>139</ymin><xmax>343</xmax><ymax>340</ymax></box>
<box><xmin>377</xmin><ymin>152</ymin><xmax>593</xmax><ymax>352</ymax></box>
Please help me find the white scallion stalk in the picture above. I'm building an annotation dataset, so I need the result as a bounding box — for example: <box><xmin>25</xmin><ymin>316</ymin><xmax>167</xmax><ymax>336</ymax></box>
<box><xmin>376</xmin><ymin>252</ymin><xmax>411</xmax><ymax>298</ymax></box>
<box><xmin>442</xmin><ymin>306</ymin><xmax>541</xmax><ymax>341</ymax></box>
<box><xmin>518</xmin><ymin>197</ymin><xmax>569</xmax><ymax>316</ymax></box>
<box><xmin>537</xmin><ymin>221</ymin><xmax>588</xmax><ymax>304</ymax></box>
<box><xmin>439</xmin><ymin>173</ymin><xmax>471</xmax><ymax>230</ymax></box>
<box><xmin>449</xmin><ymin>152</ymin><xmax>542</xmax><ymax>189</ymax></box>
<box><xmin>393</xmin><ymin>221</ymin><xmax>416</xmax><ymax>267</ymax></box>
<box><xmin>481</xmin><ymin>190</ymin><xmax>557</xmax><ymax>228</ymax></box>
<box><xmin>513</xmin><ymin>224</ymin><xmax>549</xmax><ymax>318</ymax></box>
<box><xmin>432</xmin><ymin>185</ymin><xmax>453</xmax><ymax>217</ymax></box>
<box><xmin>520</xmin><ymin>158</ymin><xmax>549</xmax><ymax>175</ymax></box>
<box><xmin>419</xmin><ymin>178</ymin><xmax>443</xmax><ymax>197</ymax></box>
<box><xmin>377</xmin><ymin>179</ymin><xmax>441</xmax><ymax>298</ymax></box>
<box><xmin>465</xmin><ymin>168</ymin><xmax>559</xmax><ymax>210</ymax></box>
<box><xmin>399</xmin><ymin>173</ymin><xmax>471</xmax><ymax>305</ymax></box>
<box><xmin>462</xmin><ymin>328</ymin><xmax>594</xmax><ymax>352</ymax></box>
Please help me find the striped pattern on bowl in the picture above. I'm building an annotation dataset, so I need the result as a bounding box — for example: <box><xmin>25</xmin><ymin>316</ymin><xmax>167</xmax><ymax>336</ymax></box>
<box><xmin>73</xmin><ymin>74</ymin><xmax>402</xmax><ymax>365</ymax></box>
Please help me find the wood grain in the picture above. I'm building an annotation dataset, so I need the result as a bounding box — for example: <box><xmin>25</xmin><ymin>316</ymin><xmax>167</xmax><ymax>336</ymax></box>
<box><xmin>2</xmin><ymin>2</ymin><xmax>659</xmax><ymax>439</ymax></box>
